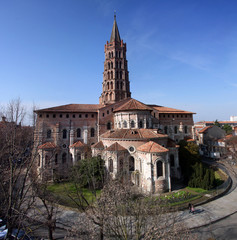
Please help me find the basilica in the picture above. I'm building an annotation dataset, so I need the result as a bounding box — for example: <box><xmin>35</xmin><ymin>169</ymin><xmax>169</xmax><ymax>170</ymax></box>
<box><xmin>34</xmin><ymin>16</ymin><xmax>194</xmax><ymax>193</ymax></box>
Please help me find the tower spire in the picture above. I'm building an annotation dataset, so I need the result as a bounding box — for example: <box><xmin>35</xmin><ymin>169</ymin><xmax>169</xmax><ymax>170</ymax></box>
<box><xmin>110</xmin><ymin>12</ymin><xmax>121</xmax><ymax>43</ymax></box>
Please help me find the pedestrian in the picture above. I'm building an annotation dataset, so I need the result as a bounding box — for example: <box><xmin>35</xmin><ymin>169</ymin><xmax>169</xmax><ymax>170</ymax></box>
<box><xmin>191</xmin><ymin>204</ymin><xmax>195</xmax><ymax>214</ymax></box>
<box><xmin>188</xmin><ymin>203</ymin><xmax>192</xmax><ymax>213</ymax></box>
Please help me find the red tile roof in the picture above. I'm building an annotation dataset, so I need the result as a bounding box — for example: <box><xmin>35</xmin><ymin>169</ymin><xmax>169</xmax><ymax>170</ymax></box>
<box><xmin>137</xmin><ymin>141</ymin><xmax>169</xmax><ymax>153</ymax></box>
<box><xmin>70</xmin><ymin>141</ymin><xmax>86</xmax><ymax>148</ymax></box>
<box><xmin>38</xmin><ymin>142</ymin><xmax>56</xmax><ymax>149</ymax></box>
<box><xmin>150</xmin><ymin>105</ymin><xmax>194</xmax><ymax>114</ymax></box>
<box><xmin>114</xmin><ymin>98</ymin><xmax>153</xmax><ymax>112</ymax></box>
<box><xmin>106</xmin><ymin>142</ymin><xmax>127</xmax><ymax>151</ymax></box>
<box><xmin>36</xmin><ymin>104</ymin><xmax>102</xmax><ymax>113</ymax></box>
<box><xmin>91</xmin><ymin>141</ymin><xmax>104</xmax><ymax>149</ymax></box>
<box><xmin>101</xmin><ymin>129</ymin><xmax>167</xmax><ymax>140</ymax></box>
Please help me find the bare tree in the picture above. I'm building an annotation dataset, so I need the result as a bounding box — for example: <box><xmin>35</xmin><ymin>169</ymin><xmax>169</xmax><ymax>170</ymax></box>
<box><xmin>6</xmin><ymin>97</ymin><xmax>26</xmax><ymax>125</ymax></box>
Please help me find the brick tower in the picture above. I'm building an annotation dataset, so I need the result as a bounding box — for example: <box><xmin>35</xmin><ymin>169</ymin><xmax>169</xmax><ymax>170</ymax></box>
<box><xmin>99</xmin><ymin>14</ymin><xmax>131</xmax><ymax>105</ymax></box>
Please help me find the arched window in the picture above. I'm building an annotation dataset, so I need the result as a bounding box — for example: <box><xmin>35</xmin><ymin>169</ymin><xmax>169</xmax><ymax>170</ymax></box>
<box><xmin>185</xmin><ymin>126</ymin><xmax>188</xmax><ymax>134</ymax></box>
<box><xmin>63</xmin><ymin>129</ymin><xmax>67</xmax><ymax>139</ymax></box>
<box><xmin>77</xmin><ymin>128</ymin><xmax>81</xmax><ymax>138</ymax></box>
<box><xmin>62</xmin><ymin>153</ymin><xmax>67</xmax><ymax>163</ymax></box>
<box><xmin>139</xmin><ymin>120</ymin><xmax>143</xmax><ymax>128</ymax></box>
<box><xmin>45</xmin><ymin>155</ymin><xmax>50</xmax><ymax>167</ymax></box>
<box><xmin>120</xmin><ymin>82</ymin><xmax>123</xmax><ymax>90</ymax></box>
<box><xmin>129</xmin><ymin>157</ymin><xmax>135</xmax><ymax>172</ymax></box>
<box><xmin>170</xmin><ymin>154</ymin><xmax>175</xmax><ymax>167</ymax></box>
<box><xmin>117</xmin><ymin>81</ymin><xmax>119</xmax><ymax>89</ymax></box>
<box><xmin>123</xmin><ymin>121</ymin><xmax>127</xmax><ymax>128</ymax></box>
<box><xmin>164</xmin><ymin>126</ymin><xmax>168</xmax><ymax>134</ymax></box>
<box><xmin>174</xmin><ymin>126</ymin><xmax>178</xmax><ymax>134</ymax></box>
<box><xmin>111</xmin><ymin>81</ymin><xmax>113</xmax><ymax>89</ymax></box>
<box><xmin>47</xmin><ymin>129</ymin><xmax>51</xmax><ymax>139</ymax></box>
<box><xmin>120</xmin><ymin>71</ymin><xmax>122</xmax><ymax>79</ymax></box>
<box><xmin>111</xmin><ymin>62</ymin><xmax>113</xmax><ymax>68</ymax></box>
<box><xmin>119</xmin><ymin>61</ymin><xmax>122</xmax><ymax>69</ymax></box>
<box><xmin>107</xmin><ymin>122</ymin><xmax>111</xmax><ymax>130</ymax></box>
<box><xmin>156</xmin><ymin>161</ymin><xmax>163</xmax><ymax>178</ymax></box>
<box><xmin>109</xmin><ymin>52</ymin><xmax>111</xmax><ymax>58</ymax></box>
<box><xmin>119</xmin><ymin>159</ymin><xmax>123</xmax><ymax>172</ymax></box>
<box><xmin>108</xmin><ymin>62</ymin><xmax>110</xmax><ymax>69</ymax></box>
<box><xmin>109</xmin><ymin>159</ymin><xmax>113</xmax><ymax>173</ymax></box>
<box><xmin>111</xmin><ymin>71</ymin><xmax>113</xmax><ymax>79</ymax></box>
<box><xmin>108</xmin><ymin>72</ymin><xmax>110</xmax><ymax>80</ymax></box>
<box><xmin>111</xmin><ymin>51</ymin><xmax>113</xmax><ymax>58</ymax></box>
<box><xmin>107</xmin><ymin>82</ymin><xmax>110</xmax><ymax>89</ymax></box>
<box><xmin>131</xmin><ymin>120</ymin><xmax>135</xmax><ymax>128</ymax></box>
<box><xmin>55</xmin><ymin>154</ymin><xmax>58</xmax><ymax>165</ymax></box>
<box><xmin>119</xmin><ymin>51</ymin><xmax>121</xmax><ymax>58</ymax></box>
<box><xmin>91</xmin><ymin>128</ymin><xmax>95</xmax><ymax>137</ymax></box>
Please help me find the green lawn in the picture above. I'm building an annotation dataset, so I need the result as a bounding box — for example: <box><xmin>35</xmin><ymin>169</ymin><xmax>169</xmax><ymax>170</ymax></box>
<box><xmin>47</xmin><ymin>182</ymin><xmax>101</xmax><ymax>209</ymax></box>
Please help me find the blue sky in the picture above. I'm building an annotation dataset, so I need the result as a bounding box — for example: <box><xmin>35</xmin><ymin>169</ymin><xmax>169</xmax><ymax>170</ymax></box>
<box><xmin>0</xmin><ymin>0</ymin><xmax>237</xmax><ymax>124</ymax></box>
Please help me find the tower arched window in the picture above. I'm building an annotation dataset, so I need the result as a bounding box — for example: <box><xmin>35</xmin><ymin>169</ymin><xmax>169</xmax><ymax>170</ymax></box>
<box><xmin>107</xmin><ymin>82</ymin><xmax>110</xmax><ymax>89</ymax></box>
<box><xmin>62</xmin><ymin>153</ymin><xmax>67</xmax><ymax>164</ymax></box>
<box><xmin>109</xmin><ymin>158</ymin><xmax>113</xmax><ymax>173</ymax></box>
<box><xmin>108</xmin><ymin>72</ymin><xmax>110</xmax><ymax>80</ymax></box>
<box><xmin>111</xmin><ymin>71</ymin><xmax>113</xmax><ymax>79</ymax></box>
<box><xmin>77</xmin><ymin>128</ymin><xmax>81</xmax><ymax>138</ymax></box>
<box><xmin>123</xmin><ymin>121</ymin><xmax>127</xmax><ymax>128</ymax></box>
<box><xmin>91</xmin><ymin>128</ymin><xmax>95</xmax><ymax>137</ymax></box>
<box><xmin>139</xmin><ymin>120</ymin><xmax>143</xmax><ymax>128</ymax></box>
<box><xmin>110</xmin><ymin>81</ymin><xmax>113</xmax><ymax>89</ymax></box>
<box><xmin>117</xmin><ymin>81</ymin><xmax>119</xmax><ymax>89</ymax></box>
<box><xmin>63</xmin><ymin>129</ymin><xmax>67</xmax><ymax>139</ymax></box>
<box><xmin>120</xmin><ymin>71</ymin><xmax>122</xmax><ymax>79</ymax></box>
<box><xmin>107</xmin><ymin>122</ymin><xmax>111</xmax><ymax>130</ymax></box>
<box><xmin>156</xmin><ymin>161</ymin><xmax>163</xmax><ymax>178</ymax></box>
<box><xmin>120</xmin><ymin>82</ymin><xmax>123</xmax><ymax>90</ymax></box>
<box><xmin>119</xmin><ymin>51</ymin><xmax>121</xmax><ymax>58</ymax></box>
<box><xmin>109</xmin><ymin>52</ymin><xmax>111</xmax><ymax>58</ymax></box>
<box><xmin>111</xmin><ymin>51</ymin><xmax>113</xmax><ymax>58</ymax></box>
<box><xmin>108</xmin><ymin>62</ymin><xmax>110</xmax><ymax>69</ymax></box>
<box><xmin>131</xmin><ymin>120</ymin><xmax>135</xmax><ymax>128</ymax></box>
<box><xmin>119</xmin><ymin>61</ymin><xmax>122</xmax><ymax>69</ymax></box>
<box><xmin>111</xmin><ymin>62</ymin><xmax>113</xmax><ymax>69</ymax></box>
<box><xmin>129</xmin><ymin>157</ymin><xmax>135</xmax><ymax>172</ymax></box>
<box><xmin>116</xmin><ymin>71</ymin><xmax>118</xmax><ymax>79</ymax></box>
<box><xmin>47</xmin><ymin>129</ymin><xmax>51</xmax><ymax>139</ymax></box>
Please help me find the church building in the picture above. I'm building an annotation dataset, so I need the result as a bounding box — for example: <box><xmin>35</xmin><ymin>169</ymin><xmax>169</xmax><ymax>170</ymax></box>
<box><xmin>34</xmin><ymin>15</ymin><xmax>195</xmax><ymax>193</ymax></box>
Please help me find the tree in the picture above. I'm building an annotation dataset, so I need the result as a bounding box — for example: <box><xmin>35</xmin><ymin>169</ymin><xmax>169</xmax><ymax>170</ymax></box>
<box><xmin>0</xmin><ymin>107</ymin><xmax>36</xmax><ymax>237</ymax></box>
<box><xmin>222</xmin><ymin>124</ymin><xmax>232</xmax><ymax>135</ymax></box>
<box><xmin>214</xmin><ymin>120</ymin><xmax>221</xmax><ymax>128</ymax></box>
<box><xmin>66</xmin><ymin>180</ymin><xmax>196</xmax><ymax>239</ymax></box>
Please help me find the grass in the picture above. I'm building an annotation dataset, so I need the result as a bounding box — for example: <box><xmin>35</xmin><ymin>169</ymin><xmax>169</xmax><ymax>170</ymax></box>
<box><xmin>47</xmin><ymin>182</ymin><xmax>101</xmax><ymax>209</ymax></box>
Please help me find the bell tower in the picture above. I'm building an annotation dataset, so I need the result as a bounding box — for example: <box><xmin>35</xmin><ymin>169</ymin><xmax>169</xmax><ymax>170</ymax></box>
<box><xmin>99</xmin><ymin>14</ymin><xmax>131</xmax><ymax>105</ymax></box>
